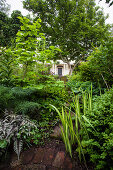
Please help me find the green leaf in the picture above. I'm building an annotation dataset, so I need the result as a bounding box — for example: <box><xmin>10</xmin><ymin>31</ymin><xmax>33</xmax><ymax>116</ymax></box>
<box><xmin>0</xmin><ymin>140</ymin><xmax>7</xmax><ymax>148</ymax></box>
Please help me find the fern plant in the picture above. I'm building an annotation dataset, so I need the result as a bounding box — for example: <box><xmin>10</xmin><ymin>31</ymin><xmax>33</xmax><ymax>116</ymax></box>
<box><xmin>0</xmin><ymin>110</ymin><xmax>37</xmax><ymax>160</ymax></box>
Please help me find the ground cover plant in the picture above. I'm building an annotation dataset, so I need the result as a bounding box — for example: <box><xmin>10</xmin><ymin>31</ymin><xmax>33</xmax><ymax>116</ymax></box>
<box><xmin>0</xmin><ymin>73</ymin><xmax>67</xmax><ymax>161</ymax></box>
<box><xmin>67</xmin><ymin>79</ymin><xmax>102</xmax><ymax>96</ymax></box>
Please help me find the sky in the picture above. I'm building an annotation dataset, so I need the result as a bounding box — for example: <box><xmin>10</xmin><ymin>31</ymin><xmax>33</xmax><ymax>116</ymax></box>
<box><xmin>96</xmin><ymin>0</ymin><xmax>113</xmax><ymax>24</ymax></box>
<box><xmin>6</xmin><ymin>0</ymin><xmax>31</xmax><ymax>16</ymax></box>
<box><xmin>6</xmin><ymin>0</ymin><xmax>113</xmax><ymax>24</ymax></box>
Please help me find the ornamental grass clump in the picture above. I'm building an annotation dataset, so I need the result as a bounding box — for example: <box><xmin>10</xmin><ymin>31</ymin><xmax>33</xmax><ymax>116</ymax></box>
<box><xmin>50</xmin><ymin>84</ymin><xmax>93</xmax><ymax>166</ymax></box>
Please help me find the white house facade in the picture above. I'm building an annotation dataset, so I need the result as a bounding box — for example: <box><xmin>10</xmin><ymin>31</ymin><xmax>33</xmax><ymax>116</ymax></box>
<box><xmin>50</xmin><ymin>60</ymin><xmax>74</xmax><ymax>76</ymax></box>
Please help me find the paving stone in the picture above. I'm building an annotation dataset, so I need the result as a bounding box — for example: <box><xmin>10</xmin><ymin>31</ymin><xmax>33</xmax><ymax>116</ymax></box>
<box><xmin>12</xmin><ymin>166</ymin><xmax>23</xmax><ymax>170</ymax></box>
<box><xmin>63</xmin><ymin>156</ymin><xmax>73</xmax><ymax>169</ymax></box>
<box><xmin>0</xmin><ymin>140</ymin><xmax>76</xmax><ymax>170</ymax></box>
<box><xmin>33</xmin><ymin>147</ymin><xmax>44</xmax><ymax>164</ymax></box>
<box><xmin>50</xmin><ymin>126</ymin><xmax>62</xmax><ymax>139</ymax></box>
<box><xmin>43</xmin><ymin>148</ymin><xmax>55</xmax><ymax>165</ymax></box>
<box><xmin>46</xmin><ymin>166</ymin><xmax>58</xmax><ymax>170</ymax></box>
<box><xmin>52</xmin><ymin>151</ymin><xmax>65</xmax><ymax>168</ymax></box>
<box><xmin>22</xmin><ymin>151</ymin><xmax>34</xmax><ymax>164</ymax></box>
<box><xmin>23</xmin><ymin>164</ymin><xmax>46</xmax><ymax>170</ymax></box>
<box><xmin>10</xmin><ymin>159</ymin><xmax>22</xmax><ymax>168</ymax></box>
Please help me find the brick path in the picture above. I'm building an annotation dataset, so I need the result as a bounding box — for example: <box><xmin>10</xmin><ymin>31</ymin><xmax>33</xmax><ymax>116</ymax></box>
<box><xmin>0</xmin><ymin>139</ymin><xmax>85</xmax><ymax>170</ymax></box>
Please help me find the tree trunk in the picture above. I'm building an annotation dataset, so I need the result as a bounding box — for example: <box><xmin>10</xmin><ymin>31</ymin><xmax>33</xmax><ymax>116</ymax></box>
<box><xmin>67</xmin><ymin>62</ymin><xmax>72</xmax><ymax>76</ymax></box>
<box><xmin>23</xmin><ymin>62</ymin><xmax>28</xmax><ymax>80</ymax></box>
<box><xmin>101</xmin><ymin>73</ymin><xmax>109</xmax><ymax>90</ymax></box>
<box><xmin>70</xmin><ymin>56</ymin><xmax>85</xmax><ymax>75</ymax></box>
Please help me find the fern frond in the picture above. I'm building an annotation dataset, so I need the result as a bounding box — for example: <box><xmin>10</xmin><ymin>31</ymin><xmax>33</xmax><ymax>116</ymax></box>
<box><xmin>14</xmin><ymin>139</ymin><xmax>23</xmax><ymax>160</ymax></box>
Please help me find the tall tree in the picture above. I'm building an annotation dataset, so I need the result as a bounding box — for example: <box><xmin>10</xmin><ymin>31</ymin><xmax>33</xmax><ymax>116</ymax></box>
<box><xmin>15</xmin><ymin>17</ymin><xmax>59</xmax><ymax>80</ymax></box>
<box><xmin>23</xmin><ymin>0</ymin><xmax>110</xmax><ymax>74</ymax></box>
<box><xmin>10</xmin><ymin>10</ymin><xmax>23</xmax><ymax>36</ymax></box>
<box><xmin>0</xmin><ymin>11</ymin><xmax>10</xmax><ymax>46</ymax></box>
<box><xmin>0</xmin><ymin>10</ymin><xmax>23</xmax><ymax>47</ymax></box>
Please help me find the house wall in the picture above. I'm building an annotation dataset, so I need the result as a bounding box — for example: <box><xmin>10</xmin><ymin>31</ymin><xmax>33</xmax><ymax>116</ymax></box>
<box><xmin>50</xmin><ymin>60</ymin><xmax>74</xmax><ymax>76</ymax></box>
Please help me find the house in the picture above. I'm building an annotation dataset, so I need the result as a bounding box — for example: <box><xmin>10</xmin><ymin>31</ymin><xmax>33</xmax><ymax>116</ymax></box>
<box><xmin>50</xmin><ymin>60</ymin><xmax>74</xmax><ymax>76</ymax></box>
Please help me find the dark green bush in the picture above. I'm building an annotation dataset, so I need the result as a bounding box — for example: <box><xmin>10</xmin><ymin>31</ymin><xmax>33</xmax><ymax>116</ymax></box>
<box><xmin>67</xmin><ymin>79</ymin><xmax>102</xmax><ymax>95</ymax></box>
<box><xmin>15</xmin><ymin>101</ymin><xmax>40</xmax><ymax>118</ymax></box>
<box><xmin>0</xmin><ymin>86</ymin><xmax>14</xmax><ymax>115</ymax></box>
<box><xmin>0</xmin><ymin>82</ymin><xmax>66</xmax><ymax>120</ymax></box>
<box><xmin>0</xmin><ymin>86</ymin><xmax>41</xmax><ymax>118</ymax></box>
<box><xmin>0</xmin><ymin>78</ymin><xmax>29</xmax><ymax>87</ymax></box>
<box><xmin>82</xmin><ymin>87</ymin><xmax>113</xmax><ymax>169</ymax></box>
<box><xmin>71</xmin><ymin>40</ymin><xmax>113</xmax><ymax>89</ymax></box>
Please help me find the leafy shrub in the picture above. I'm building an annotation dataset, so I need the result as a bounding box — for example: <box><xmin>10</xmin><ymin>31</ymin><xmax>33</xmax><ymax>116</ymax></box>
<box><xmin>0</xmin><ymin>110</ymin><xmax>58</xmax><ymax>160</ymax></box>
<box><xmin>71</xmin><ymin>40</ymin><xmax>113</xmax><ymax>89</ymax></box>
<box><xmin>0</xmin><ymin>83</ymin><xmax>66</xmax><ymax>120</ymax></box>
<box><xmin>82</xmin><ymin>87</ymin><xmax>113</xmax><ymax>169</ymax></box>
<box><xmin>0</xmin><ymin>111</ymin><xmax>37</xmax><ymax>160</ymax></box>
<box><xmin>77</xmin><ymin>61</ymin><xmax>96</xmax><ymax>82</ymax></box>
<box><xmin>11</xmin><ymin>86</ymin><xmax>43</xmax><ymax>101</ymax></box>
<box><xmin>15</xmin><ymin>101</ymin><xmax>40</xmax><ymax>118</ymax></box>
<box><xmin>0</xmin><ymin>86</ymin><xmax>42</xmax><ymax>118</ymax></box>
<box><xmin>44</xmin><ymin>80</ymin><xmax>66</xmax><ymax>99</ymax></box>
<box><xmin>0</xmin><ymin>86</ymin><xmax>15</xmax><ymax>115</ymax></box>
<box><xmin>0</xmin><ymin>48</ymin><xmax>14</xmax><ymax>82</ymax></box>
<box><xmin>67</xmin><ymin>79</ymin><xmax>102</xmax><ymax>95</ymax></box>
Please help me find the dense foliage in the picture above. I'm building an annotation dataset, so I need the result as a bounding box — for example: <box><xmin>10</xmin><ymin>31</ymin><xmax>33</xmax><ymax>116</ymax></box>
<box><xmin>82</xmin><ymin>87</ymin><xmax>113</xmax><ymax>169</ymax></box>
<box><xmin>0</xmin><ymin>81</ymin><xmax>66</xmax><ymax>118</ymax></box>
<box><xmin>0</xmin><ymin>0</ymin><xmax>113</xmax><ymax>169</ymax></box>
<box><xmin>0</xmin><ymin>16</ymin><xmax>60</xmax><ymax>85</ymax></box>
<box><xmin>68</xmin><ymin>38</ymin><xmax>113</xmax><ymax>90</ymax></box>
<box><xmin>0</xmin><ymin>80</ymin><xmax>67</xmax><ymax>161</ymax></box>
<box><xmin>0</xmin><ymin>10</ymin><xmax>23</xmax><ymax>47</ymax></box>
<box><xmin>23</xmin><ymin>0</ymin><xmax>110</xmax><ymax>74</ymax></box>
